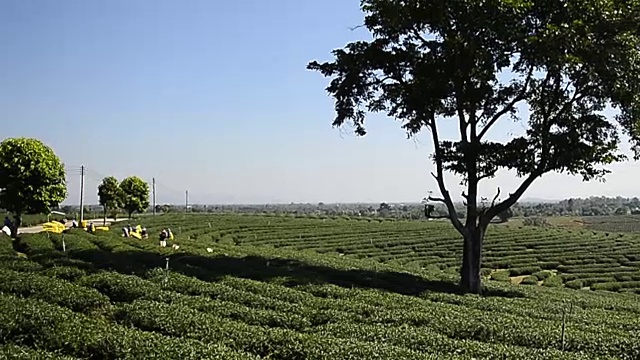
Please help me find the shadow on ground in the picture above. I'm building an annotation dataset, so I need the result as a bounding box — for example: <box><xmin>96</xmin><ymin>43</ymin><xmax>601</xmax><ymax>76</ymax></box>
<box><xmin>16</xmin><ymin>237</ymin><xmax>525</xmax><ymax>299</ymax></box>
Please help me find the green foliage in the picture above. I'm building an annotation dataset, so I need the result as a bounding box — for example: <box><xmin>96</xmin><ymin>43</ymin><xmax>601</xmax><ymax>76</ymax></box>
<box><xmin>497</xmin><ymin>208</ymin><xmax>513</xmax><ymax>223</ymax></box>
<box><xmin>590</xmin><ymin>282</ymin><xmax>622</xmax><ymax>292</ymax></box>
<box><xmin>543</xmin><ymin>275</ymin><xmax>563</xmax><ymax>288</ymax></box>
<box><xmin>3</xmin><ymin>214</ymin><xmax>640</xmax><ymax>358</ymax></box>
<box><xmin>532</xmin><ymin>271</ymin><xmax>553</xmax><ymax>280</ymax></box>
<box><xmin>0</xmin><ymin>268</ymin><xmax>110</xmax><ymax>313</ymax></box>
<box><xmin>98</xmin><ymin>176</ymin><xmax>123</xmax><ymax>214</ymax></box>
<box><xmin>307</xmin><ymin>0</ymin><xmax>640</xmax><ymax>292</ymax></box>
<box><xmin>0</xmin><ymin>294</ymin><xmax>256</xmax><ymax>359</ymax></box>
<box><xmin>523</xmin><ymin>217</ymin><xmax>549</xmax><ymax>227</ymax></box>
<box><xmin>119</xmin><ymin>176</ymin><xmax>149</xmax><ymax>218</ymax></box>
<box><xmin>489</xmin><ymin>270</ymin><xmax>511</xmax><ymax>282</ymax></box>
<box><xmin>0</xmin><ymin>138</ymin><xmax>67</xmax><ymax>222</ymax></box>
<box><xmin>0</xmin><ymin>344</ymin><xmax>77</xmax><ymax>359</ymax></box>
<box><xmin>308</xmin><ymin>0</ymin><xmax>640</xmax><ymax>180</ymax></box>
<box><xmin>521</xmin><ymin>276</ymin><xmax>539</xmax><ymax>285</ymax></box>
<box><xmin>509</xmin><ymin>267</ymin><xmax>542</xmax><ymax>276</ymax></box>
<box><xmin>565</xmin><ymin>280</ymin><xmax>585</xmax><ymax>290</ymax></box>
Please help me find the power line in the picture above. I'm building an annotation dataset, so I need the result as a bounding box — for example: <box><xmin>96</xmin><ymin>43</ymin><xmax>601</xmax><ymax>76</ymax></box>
<box><xmin>63</xmin><ymin>164</ymin><xmax>191</xmax><ymax>205</ymax></box>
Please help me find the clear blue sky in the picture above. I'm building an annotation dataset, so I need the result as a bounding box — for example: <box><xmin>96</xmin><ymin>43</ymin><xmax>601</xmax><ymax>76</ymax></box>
<box><xmin>1</xmin><ymin>0</ymin><xmax>638</xmax><ymax>205</ymax></box>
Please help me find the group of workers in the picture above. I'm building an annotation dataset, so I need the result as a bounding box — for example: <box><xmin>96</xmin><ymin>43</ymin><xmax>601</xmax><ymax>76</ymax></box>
<box><xmin>122</xmin><ymin>224</ymin><xmax>148</xmax><ymax>238</ymax></box>
<box><xmin>122</xmin><ymin>224</ymin><xmax>174</xmax><ymax>247</ymax></box>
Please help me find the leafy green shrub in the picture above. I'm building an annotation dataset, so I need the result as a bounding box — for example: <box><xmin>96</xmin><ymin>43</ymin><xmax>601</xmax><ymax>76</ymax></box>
<box><xmin>78</xmin><ymin>272</ymin><xmax>164</xmax><ymax>302</ymax></box>
<box><xmin>40</xmin><ymin>266</ymin><xmax>86</xmax><ymax>281</ymax></box>
<box><xmin>590</xmin><ymin>282</ymin><xmax>622</xmax><ymax>292</ymax></box>
<box><xmin>115</xmin><ymin>299</ymin><xmax>431</xmax><ymax>360</ymax></box>
<box><xmin>522</xmin><ymin>217</ymin><xmax>549</xmax><ymax>227</ymax></box>
<box><xmin>480</xmin><ymin>268</ymin><xmax>493</xmax><ymax>277</ymax></box>
<box><xmin>0</xmin><ymin>268</ymin><xmax>109</xmax><ymax>313</ymax></box>
<box><xmin>0</xmin><ymin>238</ymin><xmax>15</xmax><ymax>255</ymax></box>
<box><xmin>490</xmin><ymin>270</ymin><xmax>511</xmax><ymax>282</ymax></box>
<box><xmin>48</xmin><ymin>231</ymin><xmax>99</xmax><ymax>252</ymax></box>
<box><xmin>0</xmin><ymin>257</ymin><xmax>43</xmax><ymax>272</ymax></box>
<box><xmin>532</xmin><ymin>270</ymin><xmax>553</xmax><ymax>280</ymax></box>
<box><xmin>0</xmin><ymin>344</ymin><xmax>76</xmax><ymax>359</ymax></box>
<box><xmin>542</xmin><ymin>275</ymin><xmax>563</xmax><ymax>287</ymax></box>
<box><xmin>0</xmin><ymin>294</ymin><xmax>256</xmax><ymax>360</ymax></box>
<box><xmin>509</xmin><ymin>266</ymin><xmax>542</xmax><ymax>276</ymax></box>
<box><xmin>538</xmin><ymin>261</ymin><xmax>561</xmax><ymax>270</ymax></box>
<box><xmin>564</xmin><ymin>280</ymin><xmax>584</xmax><ymax>289</ymax></box>
<box><xmin>14</xmin><ymin>234</ymin><xmax>54</xmax><ymax>255</ymax></box>
<box><xmin>520</xmin><ymin>276</ymin><xmax>539</xmax><ymax>285</ymax></box>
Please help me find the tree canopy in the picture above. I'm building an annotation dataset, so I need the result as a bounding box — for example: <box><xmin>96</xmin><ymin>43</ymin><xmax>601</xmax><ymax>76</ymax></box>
<box><xmin>119</xmin><ymin>176</ymin><xmax>149</xmax><ymax>218</ymax></box>
<box><xmin>0</xmin><ymin>137</ymin><xmax>67</xmax><ymax>234</ymax></box>
<box><xmin>98</xmin><ymin>176</ymin><xmax>123</xmax><ymax>219</ymax></box>
<box><xmin>308</xmin><ymin>0</ymin><xmax>640</xmax><ymax>293</ymax></box>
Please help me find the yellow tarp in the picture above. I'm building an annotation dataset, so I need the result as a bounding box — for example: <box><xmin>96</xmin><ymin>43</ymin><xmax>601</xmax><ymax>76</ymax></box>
<box><xmin>95</xmin><ymin>226</ymin><xmax>109</xmax><ymax>231</ymax></box>
<box><xmin>130</xmin><ymin>231</ymin><xmax>142</xmax><ymax>239</ymax></box>
<box><xmin>42</xmin><ymin>222</ymin><xmax>65</xmax><ymax>234</ymax></box>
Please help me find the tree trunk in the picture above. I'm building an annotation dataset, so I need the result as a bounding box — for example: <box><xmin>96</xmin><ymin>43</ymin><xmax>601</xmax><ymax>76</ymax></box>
<box><xmin>460</xmin><ymin>225</ymin><xmax>486</xmax><ymax>294</ymax></box>
<box><xmin>103</xmin><ymin>206</ymin><xmax>107</xmax><ymax>226</ymax></box>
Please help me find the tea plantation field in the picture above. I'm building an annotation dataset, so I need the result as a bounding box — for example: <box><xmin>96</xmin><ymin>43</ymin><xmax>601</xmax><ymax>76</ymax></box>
<box><xmin>0</xmin><ymin>213</ymin><xmax>639</xmax><ymax>359</ymax></box>
<box><xmin>581</xmin><ymin>215</ymin><xmax>640</xmax><ymax>233</ymax></box>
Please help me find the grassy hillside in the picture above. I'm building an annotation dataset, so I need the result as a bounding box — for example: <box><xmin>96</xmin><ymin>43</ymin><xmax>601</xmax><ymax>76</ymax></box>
<box><xmin>0</xmin><ymin>213</ymin><xmax>638</xmax><ymax>359</ymax></box>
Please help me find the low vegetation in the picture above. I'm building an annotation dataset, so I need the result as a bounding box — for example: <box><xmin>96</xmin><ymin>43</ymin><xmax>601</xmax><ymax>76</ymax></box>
<box><xmin>0</xmin><ymin>213</ymin><xmax>639</xmax><ymax>358</ymax></box>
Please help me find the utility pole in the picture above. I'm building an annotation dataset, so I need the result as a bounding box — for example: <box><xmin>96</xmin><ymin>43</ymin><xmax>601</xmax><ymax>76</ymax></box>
<box><xmin>152</xmin><ymin>177</ymin><xmax>156</xmax><ymax>215</ymax></box>
<box><xmin>185</xmin><ymin>190</ymin><xmax>189</xmax><ymax>212</ymax></box>
<box><xmin>79</xmin><ymin>165</ymin><xmax>85</xmax><ymax>223</ymax></box>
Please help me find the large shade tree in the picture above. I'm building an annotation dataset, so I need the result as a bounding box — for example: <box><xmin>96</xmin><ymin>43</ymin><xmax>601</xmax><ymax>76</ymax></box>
<box><xmin>308</xmin><ymin>0</ymin><xmax>640</xmax><ymax>293</ymax></box>
<box><xmin>0</xmin><ymin>138</ymin><xmax>67</xmax><ymax>237</ymax></box>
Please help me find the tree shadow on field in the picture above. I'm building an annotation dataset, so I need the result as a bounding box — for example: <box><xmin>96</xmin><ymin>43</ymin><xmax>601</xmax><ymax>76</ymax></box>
<box><xmin>31</xmin><ymin>246</ymin><xmax>525</xmax><ymax>299</ymax></box>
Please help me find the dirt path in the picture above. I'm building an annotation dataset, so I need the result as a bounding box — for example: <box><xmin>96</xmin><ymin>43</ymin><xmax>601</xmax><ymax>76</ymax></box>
<box><xmin>17</xmin><ymin>218</ymin><xmax>124</xmax><ymax>234</ymax></box>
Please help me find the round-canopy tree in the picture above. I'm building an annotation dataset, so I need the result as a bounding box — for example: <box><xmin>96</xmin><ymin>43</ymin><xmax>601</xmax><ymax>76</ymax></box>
<box><xmin>119</xmin><ymin>176</ymin><xmax>149</xmax><ymax>219</ymax></box>
<box><xmin>0</xmin><ymin>137</ymin><xmax>67</xmax><ymax>237</ymax></box>
<box><xmin>98</xmin><ymin>176</ymin><xmax>123</xmax><ymax>225</ymax></box>
<box><xmin>308</xmin><ymin>0</ymin><xmax>640</xmax><ymax>293</ymax></box>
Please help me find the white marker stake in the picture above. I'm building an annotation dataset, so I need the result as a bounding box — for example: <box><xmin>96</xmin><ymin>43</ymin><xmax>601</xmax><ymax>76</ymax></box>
<box><xmin>164</xmin><ymin>257</ymin><xmax>170</xmax><ymax>286</ymax></box>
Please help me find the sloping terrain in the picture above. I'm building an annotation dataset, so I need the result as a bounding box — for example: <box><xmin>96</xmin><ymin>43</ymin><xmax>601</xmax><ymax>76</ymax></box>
<box><xmin>0</xmin><ymin>214</ymin><xmax>638</xmax><ymax>359</ymax></box>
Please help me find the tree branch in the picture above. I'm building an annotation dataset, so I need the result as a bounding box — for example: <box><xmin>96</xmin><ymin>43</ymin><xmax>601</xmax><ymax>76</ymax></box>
<box><xmin>427</xmin><ymin>193</ymin><xmax>446</xmax><ymax>203</ymax></box>
<box><xmin>478</xmin><ymin>66</ymin><xmax>534</xmax><ymax>140</ymax></box>
<box><xmin>427</xmin><ymin>115</ymin><xmax>466</xmax><ymax>235</ymax></box>
<box><xmin>487</xmin><ymin>171</ymin><xmax>542</xmax><ymax>219</ymax></box>
<box><xmin>490</xmin><ymin>187</ymin><xmax>501</xmax><ymax>208</ymax></box>
<box><xmin>487</xmin><ymin>71</ymin><xmax>588</xmax><ymax>219</ymax></box>
<box><xmin>453</xmin><ymin>78</ymin><xmax>469</xmax><ymax>144</ymax></box>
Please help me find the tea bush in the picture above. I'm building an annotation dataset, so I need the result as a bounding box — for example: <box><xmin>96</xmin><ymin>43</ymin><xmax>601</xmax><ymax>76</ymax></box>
<box><xmin>3</xmin><ymin>213</ymin><xmax>640</xmax><ymax>358</ymax></box>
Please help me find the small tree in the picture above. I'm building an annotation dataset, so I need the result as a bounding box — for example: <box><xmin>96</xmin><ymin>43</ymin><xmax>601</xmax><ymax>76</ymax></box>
<box><xmin>0</xmin><ymin>138</ymin><xmax>67</xmax><ymax>237</ymax></box>
<box><xmin>308</xmin><ymin>0</ymin><xmax>640</xmax><ymax>293</ymax></box>
<box><xmin>497</xmin><ymin>208</ymin><xmax>514</xmax><ymax>223</ymax></box>
<box><xmin>119</xmin><ymin>176</ymin><xmax>150</xmax><ymax>219</ymax></box>
<box><xmin>97</xmin><ymin>176</ymin><xmax>123</xmax><ymax>225</ymax></box>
